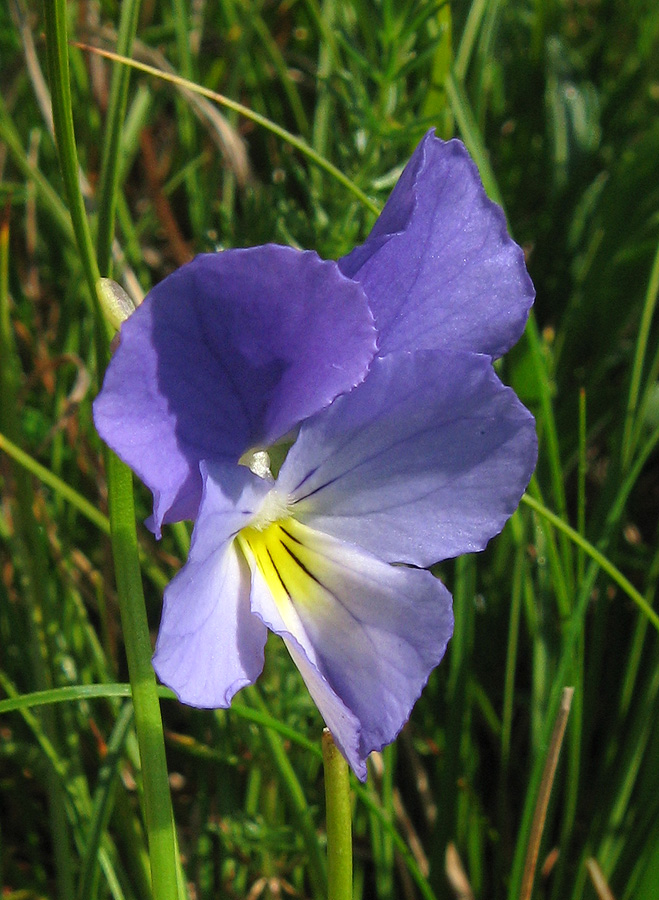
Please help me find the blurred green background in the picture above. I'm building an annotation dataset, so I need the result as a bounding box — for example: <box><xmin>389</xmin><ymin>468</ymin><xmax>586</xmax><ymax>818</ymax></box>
<box><xmin>1</xmin><ymin>1</ymin><xmax>659</xmax><ymax>898</ymax></box>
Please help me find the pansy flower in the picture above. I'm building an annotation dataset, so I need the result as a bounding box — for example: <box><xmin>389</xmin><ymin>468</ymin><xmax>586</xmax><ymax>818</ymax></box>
<box><xmin>94</xmin><ymin>131</ymin><xmax>537</xmax><ymax>779</ymax></box>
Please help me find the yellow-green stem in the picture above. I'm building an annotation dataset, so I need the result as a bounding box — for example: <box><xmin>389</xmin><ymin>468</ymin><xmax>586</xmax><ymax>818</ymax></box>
<box><xmin>323</xmin><ymin>730</ymin><xmax>353</xmax><ymax>900</ymax></box>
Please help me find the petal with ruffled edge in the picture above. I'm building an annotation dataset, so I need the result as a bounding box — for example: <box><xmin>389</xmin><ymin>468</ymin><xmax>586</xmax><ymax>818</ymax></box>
<box><xmin>152</xmin><ymin>461</ymin><xmax>274</xmax><ymax>706</ymax></box>
<box><xmin>93</xmin><ymin>246</ymin><xmax>376</xmax><ymax>535</ymax></box>
<box><xmin>277</xmin><ymin>351</ymin><xmax>537</xmax><ymax>568</ymax></box>
<box><xmin>340</xmin><ymin>132</ymin><xmax>534</xmax><ymax>359</ymax></box>
<box><xmin>239</xmin><ymin>518</ymin><xmax>453</xmax><ymax>780</ymax></box>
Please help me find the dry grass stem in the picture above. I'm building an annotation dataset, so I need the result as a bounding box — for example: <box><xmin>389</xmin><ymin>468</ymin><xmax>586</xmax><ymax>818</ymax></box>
<box><xmin>519</xmin><ymin>687</ymin><xmax>574</xmax><ymax>900</ymax></box>
<box><xmin>445</xmin><ymin>842</ymin><xmax>475</xmax><ymax>900</ymax></box>
<box><xmin>586</xmin><ymin>858</ymin><xmax>617</xmax><ymax>900</ymax></box>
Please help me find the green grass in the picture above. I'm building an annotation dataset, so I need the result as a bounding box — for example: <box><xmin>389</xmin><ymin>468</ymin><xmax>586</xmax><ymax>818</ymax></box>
<box><xmin>1</xmin><ymin>1</ymin><xmax>659</xmax><ymax>898</ymax></box>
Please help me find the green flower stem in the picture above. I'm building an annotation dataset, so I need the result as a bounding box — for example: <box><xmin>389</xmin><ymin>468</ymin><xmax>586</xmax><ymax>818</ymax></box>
<box><xmin>322</xmin><ymin>729</ymin><xmax>353</xmax><ymax>900</ymax></box>
<box><xmin>107</xmin><ymin>453</ymin><xmax>181</xmax><ymax>899</ymax></box>
<box><xmin>43</xmin><ymin>4</ymin><xmax>180</xmax><ymax>897</ymax></box>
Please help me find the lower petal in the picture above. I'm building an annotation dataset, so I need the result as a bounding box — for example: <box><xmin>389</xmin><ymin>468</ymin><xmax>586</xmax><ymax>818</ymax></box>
<box><xmin>239</xmin><ymin>519</ymin><xmax>453</xmax><ymax>778</ymax></box>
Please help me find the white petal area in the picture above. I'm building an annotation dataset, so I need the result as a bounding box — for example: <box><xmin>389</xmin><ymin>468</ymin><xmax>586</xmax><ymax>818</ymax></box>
<box><xmin>152</xmin><ymin>460</ymin><xmax>273</xmax><ymax>707</ymax></box>
<box><xmin>239</xmin><ymin>519</ymin><xmax>453</xmax><ymax>779</ymax></box>
<box><xmin>277</xmin><ymin>351</ymin><xmax>537</xmax><ymax>567</ymax></box>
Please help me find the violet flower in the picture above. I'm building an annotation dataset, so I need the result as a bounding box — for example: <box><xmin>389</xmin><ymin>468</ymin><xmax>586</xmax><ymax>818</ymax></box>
<box><xmin>94</xmin><ymin>132</ymin><xmax>537</xmax><ymax>779</ymax></box>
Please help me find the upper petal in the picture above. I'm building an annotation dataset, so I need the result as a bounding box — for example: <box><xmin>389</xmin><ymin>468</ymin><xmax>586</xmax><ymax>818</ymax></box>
<box><xmin>277</xmin><ymin>351</ymin><xmax>537</xmax><ymax>567</ymax></box>
<box><xmin>240</xmin><ymin>519</ymin><xmax>453</xmax><ymax>779</ymax></box>
<box><xmin>340</xmin><ymin>131</ymin><xmax>535</xmax><ymax>358</ymax></box>
<box><xmin>93</xmin><ymin>246</ymin><xmax>376</xmax><ymax>535</ymax></box>
<box><xmin>152</xmin><ymin>462</ymin><xmax>272</xmax><ymax>706</ymax></box>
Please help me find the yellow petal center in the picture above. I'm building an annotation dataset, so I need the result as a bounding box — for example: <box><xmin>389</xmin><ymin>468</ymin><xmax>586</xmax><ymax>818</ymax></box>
<box><xmin>237</xmin><ymin>518</ymin><xmax>325</xmax><ymax>622</ymax></box>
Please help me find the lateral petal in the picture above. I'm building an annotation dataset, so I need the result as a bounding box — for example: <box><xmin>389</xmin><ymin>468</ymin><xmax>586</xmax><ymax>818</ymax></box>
<box><xmin>340</xmin><ymin>132</ymin><xmax>534</xmax><ymax>358</ymax></box>
<box><xmin>152</xmin><ymin>462</ymin><xmax>273</xmax><ymax>706</ymax></box>
<box><xmin>278</xmin><ymin>351</ymin><xmax>537</xmax><ymax>567</ymax></box>
<box><xmin>94</xmin><ymin>246</ymin><xmax>376</xmax><ymax>535</ymax></box>
<box><xmin>153</xmin><ymin>541</ymin><xmax>267</xmax><ymax>708</ymax></box>
<box><xmin>239</xmin><ymin>519</ymin><xmax>453</xmax><ymax>779</ymax></box>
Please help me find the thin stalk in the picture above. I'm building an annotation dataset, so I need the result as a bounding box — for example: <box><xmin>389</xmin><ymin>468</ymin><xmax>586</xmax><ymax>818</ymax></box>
<box><xmin>585</xmin><ymin>859</ymin><xmax>616</xmax><ymax>900</ymax></box>
<box><xmin>630</xmin><ymin>326</ymin><xmax>659</xmax><ymax>463</ymax></box>
<box><xmin>107</xmin><ymin>452</ymin><xmax>181</xmax><ymax>900</ymax></box>
<box><xmin>43</xmin><ymin>5</ymin><xmax>181</xmax><ymax>896</ymax></box>
<box><xmin>548</xmin><ymin>390</ymin><xmax>587</xmax><ymax>900</ymax></box>
<box><xmin>323</xmin><ymin>730</ymin><xmax>353</xmax><ymax>900</ymax></box>
<box><xmin>367</xmin><ymin>748</ymin><xmax>396</xmax><ymax>900</ymax></box>
<box><xmin>524</xmin><ymin>312</ymin><xmax>574</xmax><ymax>593</ymax></box>
<box><xmin>527</xmin><ymin>475</ymin><xmax>572</xmax><ymax>619</ymax></box>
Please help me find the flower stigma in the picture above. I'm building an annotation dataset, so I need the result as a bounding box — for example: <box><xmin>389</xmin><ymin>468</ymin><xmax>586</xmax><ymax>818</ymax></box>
<box><xmin>239</xmin><ymin>448</ymin><xmax>272</xmax><ymax>479</ymax></box>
